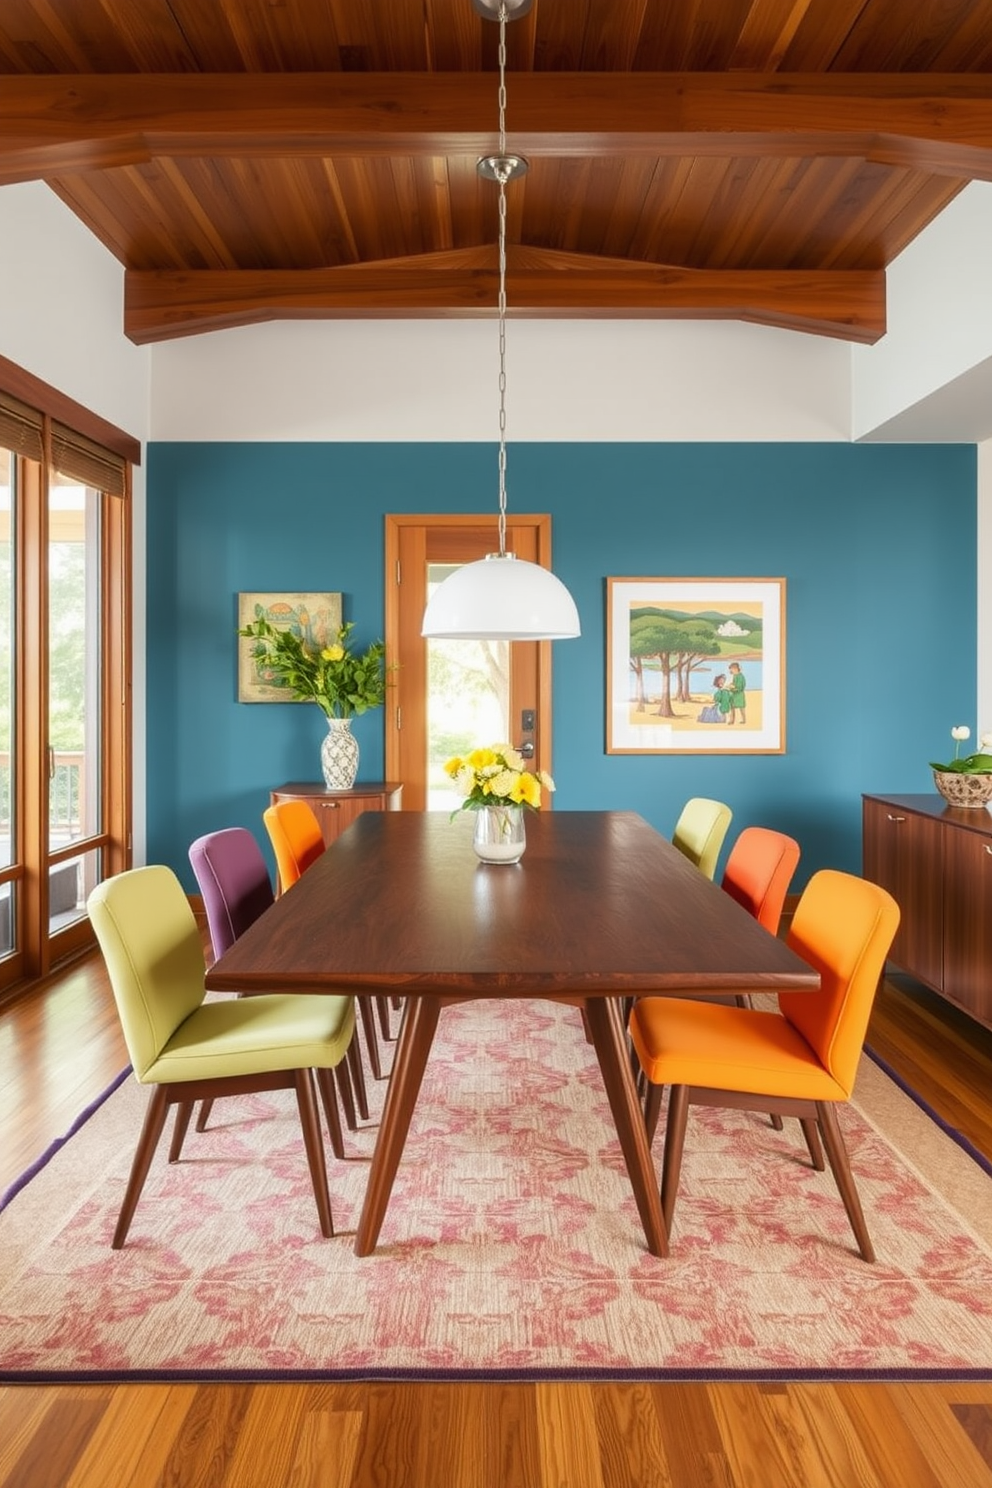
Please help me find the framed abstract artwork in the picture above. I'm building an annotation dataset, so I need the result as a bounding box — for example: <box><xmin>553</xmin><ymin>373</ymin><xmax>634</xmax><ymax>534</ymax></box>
<box><xmin>606</xmin><ymin>577</ymin><xmax>786</xmax><ymax>754</ymax></box>
<box><xmin>237</xmin><ymin>591</ymin><xmax>342</xmax><ymax>702</ymax></box>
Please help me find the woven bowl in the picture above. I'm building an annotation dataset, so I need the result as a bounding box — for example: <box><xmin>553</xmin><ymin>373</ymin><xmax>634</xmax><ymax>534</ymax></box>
<box><xmin>932</xmin><ymin>769</ymin><xmax>992</xmax><ymax>808</ymax></box>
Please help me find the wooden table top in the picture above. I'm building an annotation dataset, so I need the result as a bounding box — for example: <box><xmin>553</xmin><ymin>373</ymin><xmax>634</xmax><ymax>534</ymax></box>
<box><xmin>206</xmin><ymin>810</ymin><xmax>817</xmax><ymax>999</ymax></box>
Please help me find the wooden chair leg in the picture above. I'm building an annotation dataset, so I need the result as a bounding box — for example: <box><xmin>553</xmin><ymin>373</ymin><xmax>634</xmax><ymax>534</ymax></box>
<box><xmin>660</xmin><ymin>1084</ymin><xmax>690</xmax><ymax>1235</ymax></box>
<box><xmin>168</xmin><ymin>1100</ymin><xmax>195</xmax><ymax>1163</ymax></box>
<box><xmin>293</xmin><ymin>1070</ymin><xmax>334</xmax><ymax>1239</ymax></box>
<box><xmin>196</xmin><ymin>1099</ymin><xmax>214</xmax><ymax>1133</ymax></box>
<box><xmin>316</xmin><ymin>1067</ymin><xmax>346</xmax><ymax>1161</ymax></box>
<box><xmin>644</xmin><ymin>1082</ymin><xmax>664</xmax><ymax>1146</ymax></box>
<box><xmin>346</xmin><ymin>1036</ymin><xmax>369</xmax><ymax>1121</ymax></box>
<box><xmin>376</xmin><ymin>994</ymin><xmax>392</xmax><ymax>1039</ymax></box>
<box><xmin>112</xmin><ymin>1084</ymin><xmax>170</xmax><ymax>1250</ymax></box>
<box><xmin>358</xmin><ymin>996</ymin><xmax>384</xmax><ymax>1080</ymax></box>
<box><xmin>334</xmin><ymin>1059</ymin><xmax>357</xmax><ymax>1131</ymax></box>
<box><xmin>800</xmin><ymin>1116</ymin><xmax>825</xmax><ymax>1171</ymax></box>
<box><xmin>816</xmin><ymin>1101</ymin><xmax>875</xmax><ymax>1263</ymax></box>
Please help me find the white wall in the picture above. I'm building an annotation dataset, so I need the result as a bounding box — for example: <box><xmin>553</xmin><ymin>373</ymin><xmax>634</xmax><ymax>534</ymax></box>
<box><xmin>853</xmin><ymin>181</ymin><xmax>992</xmax><ymax>443</ymax></box>
<box><xmin>0</xmin><ymin>182</ymin><xmax>151</xmax><ymax>860</ymax></box>
<box><xmin>150</xmin><ymin>317</ymin><xmax>852</xmax><ymax>443</ymax></box>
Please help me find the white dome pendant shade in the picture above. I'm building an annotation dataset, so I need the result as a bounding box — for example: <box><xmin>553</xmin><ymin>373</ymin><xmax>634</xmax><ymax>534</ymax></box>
<box><xmin>420</xmin><ymin>0</ymin><xmax>580</xmax><ymax>645</ymax></box>
<box><xmin>421</xmin><ymin>551</ymin><xmax>581</xmax><ymax>641</ymax></box>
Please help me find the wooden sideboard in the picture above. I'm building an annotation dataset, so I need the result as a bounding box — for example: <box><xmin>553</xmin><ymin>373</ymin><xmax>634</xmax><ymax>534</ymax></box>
<box><xmin>862</xmin><ymin>792</ymin><xmax>992</xmax><ymax>1031</ymax></box>
<box><xmin>270</xmin><ymin>781</ymin><xmax>403</xmax><ymax>849</ymax></box>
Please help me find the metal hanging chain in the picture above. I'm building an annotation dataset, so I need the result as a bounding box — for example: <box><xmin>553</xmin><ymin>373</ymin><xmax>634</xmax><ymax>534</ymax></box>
<box><xmin>495</xmin><ymin>1</ymin><xmax>510</xmax><ymax>559</ymax></box>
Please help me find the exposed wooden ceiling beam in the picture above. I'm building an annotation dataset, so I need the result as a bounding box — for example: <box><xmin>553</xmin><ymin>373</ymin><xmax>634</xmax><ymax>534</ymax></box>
<box><xmin>2</xmin><ymin>73</ymin><xmax>991</xmax><ymax>184</ymax></box>
<box><xmin>123</xmin><ymin>247</ymin><xmax>885</xmax><ymax>344</ymax></box>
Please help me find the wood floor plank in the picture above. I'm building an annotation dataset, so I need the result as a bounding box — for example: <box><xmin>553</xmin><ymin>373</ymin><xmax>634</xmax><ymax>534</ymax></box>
<box><xmin>63</xmin><ymin>1385</ymin><xmax>199</xmax><ymax>1488</ymax></box>
<box><xmin>838</xmin><ymin>1382</ymin><xmax>970</xmax><ymax>1488</ymax></box>
<box><xmin>885</xmin><ymin>1383</ymin><xmax>992</xmax><ymax>1488</ymax></box>
<box><xmin>0</xmin><ymin>1388</ymin><xmax>78</xmax><ymax>1483</ymax></box>
<box><xmin>288</xmin><ymin>1402</ymin><xmax>364</xmax><ymax>1488</ymax></box>
<box><xmin>592</xmin><ymin>1383</ymin><xmax>675</xmax><ymax>1488</ymax></box>
<box><xmin>217</xmin><ymin>1385</ymin><xmax>311</xmax><ymax>1488</ymax></box>
<box><xmin>0</xmin><ymin>1395</ymin><xmax>110</xmax><ymax>1488</ymax></box>
<box><xmin>536</xmin><ymin>1382</ymin><xmax>606</xmax><ymax>1488</ymax></box>
<box><xmin>156</xmin><ymin>1383</ymin><xmax>255</xmax><ymax>1488</ymax></box>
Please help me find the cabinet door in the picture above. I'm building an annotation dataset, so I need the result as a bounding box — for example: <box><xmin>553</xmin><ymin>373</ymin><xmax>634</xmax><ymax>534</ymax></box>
<box><xmin>862</xmin><ymin>799</ymin><xmax>943</xmax><ymax>990</ymax></box>
<box><xmin>303</xmin><ymin>794</ymin><xmax>381</xmax><ymax>848</ymax></box>
<box><xmin>942</xmin><ymin>828</ymin><xmax>992</xmax><ymax>1029</ymax></box>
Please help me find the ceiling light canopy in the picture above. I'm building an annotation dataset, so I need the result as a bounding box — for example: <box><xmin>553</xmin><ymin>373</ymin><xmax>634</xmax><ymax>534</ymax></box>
<box><xmin>421</xmin><ymin>0</ymin><xmax>579</xmax><ymax>644</ymax></box>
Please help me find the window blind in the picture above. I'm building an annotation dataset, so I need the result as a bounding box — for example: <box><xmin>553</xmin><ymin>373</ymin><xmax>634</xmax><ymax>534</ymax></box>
<box><xmin>50</xmin><ymin>422</ymin><xmax>127</xmax><ymax>497</ymax></box>
<box><xmin>0</xmin><ymin>394</ymin><xmax>44</xmax><ymax>463</ymax></box>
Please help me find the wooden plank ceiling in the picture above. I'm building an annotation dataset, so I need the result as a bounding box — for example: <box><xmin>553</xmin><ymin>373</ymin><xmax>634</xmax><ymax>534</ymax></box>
<box><xmin>1</xmin><ymin>0</ymin><xmax>991</xmax><ymax>344</ymax></box>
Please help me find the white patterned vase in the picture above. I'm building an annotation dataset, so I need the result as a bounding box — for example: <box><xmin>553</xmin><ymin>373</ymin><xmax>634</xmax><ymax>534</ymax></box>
<box><xmin>321</xmin><ymin>716</ymin><xmax>359</xmax><ymax>790</ymax></box>
<box><xmin>472</xmin><ymin>804</ymin><xmax>526</xmax><ymax>864</ymax></box>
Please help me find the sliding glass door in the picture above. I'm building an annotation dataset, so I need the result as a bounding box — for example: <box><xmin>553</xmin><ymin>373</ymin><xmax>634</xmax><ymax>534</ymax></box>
<box><xmin>0</xmin><ymin>385</ymin><xmax>132</xmax><ymax>992</ymax></box>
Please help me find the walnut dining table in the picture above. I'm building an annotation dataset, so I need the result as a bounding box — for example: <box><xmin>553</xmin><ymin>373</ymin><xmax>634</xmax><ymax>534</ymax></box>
<box><xmin>205</xmin><ymin>809</ymin><xmax>819</xmax><ymax>1257</ymax></box>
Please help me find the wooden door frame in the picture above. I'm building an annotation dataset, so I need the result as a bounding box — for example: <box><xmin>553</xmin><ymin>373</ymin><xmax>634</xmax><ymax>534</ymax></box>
<box><xmin>384</xmin><ymin>514</ymin><xmax>555</xmax><ymax>803</ymax></box>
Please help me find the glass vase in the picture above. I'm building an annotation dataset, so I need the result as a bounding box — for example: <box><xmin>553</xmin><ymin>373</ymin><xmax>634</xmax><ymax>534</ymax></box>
<box><xmin>472</xmin><ymin>804</ymin><xmax>526</xmax><ymax>864</ymax></box>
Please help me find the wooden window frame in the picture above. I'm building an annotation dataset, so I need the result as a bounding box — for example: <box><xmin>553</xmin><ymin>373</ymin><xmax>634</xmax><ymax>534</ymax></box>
<box><xmin>0</xmin><ymin>356</ymin><xmax>137</xmax><ymax>1002</ymax></box>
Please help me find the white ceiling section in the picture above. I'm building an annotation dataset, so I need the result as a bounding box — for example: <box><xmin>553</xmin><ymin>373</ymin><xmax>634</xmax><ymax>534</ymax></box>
<box><xmin>853</xmin><ymin>182</ymin><xmax>992</xmax><ymax>444</ymax></box>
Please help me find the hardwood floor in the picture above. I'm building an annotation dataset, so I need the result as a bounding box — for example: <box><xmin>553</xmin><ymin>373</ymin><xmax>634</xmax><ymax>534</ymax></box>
<box><xmin>2</xmin><ymin>955</ymin><xmax>992</xmax><ymax>1487</ymax></box>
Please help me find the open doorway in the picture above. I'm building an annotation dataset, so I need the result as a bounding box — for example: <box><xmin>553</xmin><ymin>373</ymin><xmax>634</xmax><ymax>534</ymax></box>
<box><xmin>384</xmin><ymin>515</ymin><xmax>555</xmax><ymax>813</ymax></box>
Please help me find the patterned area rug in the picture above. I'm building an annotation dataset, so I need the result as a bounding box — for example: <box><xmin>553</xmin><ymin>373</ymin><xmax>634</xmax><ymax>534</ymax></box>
<box><xmin>2</xmin><ymin>999</ymin><xmax>992</xmax><ymax>1382</ymax></box>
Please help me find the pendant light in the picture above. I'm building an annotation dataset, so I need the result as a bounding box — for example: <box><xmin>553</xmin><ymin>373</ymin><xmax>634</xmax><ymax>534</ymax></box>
<box><xmin>421</xmin><ymin>0</ymin><xmax>580</xmax><ymax>642</ymax></box>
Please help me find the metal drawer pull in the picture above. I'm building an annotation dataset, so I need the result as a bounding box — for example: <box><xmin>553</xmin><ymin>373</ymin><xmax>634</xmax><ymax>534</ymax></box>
<box><xmin>986</xmin><ymin>845</ymin><xmax>992</xmax><ymax>856</ymax></box>
<box><xmin>321</xmin><ymin>801</ymin><xmax>340</xmax><ymax>809</ymax></box>
<box><xmin>886</xmin><ymin>814</ymin><xmax>906</xmax><ymax>822</ymax></box>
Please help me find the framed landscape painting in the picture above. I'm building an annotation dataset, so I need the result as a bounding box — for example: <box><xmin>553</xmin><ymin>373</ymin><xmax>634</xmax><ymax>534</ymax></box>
<box><xmin>606</xmin><ymin>577</ymin><xmax>786</xmax><ymax>754</ymax></box>
<box><xmin>237</xmin><ymin>591</ymin><xmax>342</xmax><ymax>702</ymax></box>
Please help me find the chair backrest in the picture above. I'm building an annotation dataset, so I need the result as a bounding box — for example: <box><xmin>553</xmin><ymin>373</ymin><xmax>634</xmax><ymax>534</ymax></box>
<box><xmin>87</xmin><ymin>865</ymin><xmax>205</xmax><ymax>1079</ymax></box>
<box><xmin>188</xmin><ymin>826</ymin><xmax>274</xmax><ymax>961</ymax></box>
<box><xmin>721</xmin><ymin>826</ymin><xmax>801</xmax><ymax>935</ymax></box>
<box><xmin>781</xmin><ymin>869</ymin><xmax>900</xmax><ymax>1097</ymax></box>
<box><xmin>672</xmin><ymin>797</ymin><xmax>733</xmax><ymax>880</ymax></box>
<box><xmin>262</xmin><ymin>799</ymin><xmax>325</xmax><ymax>891</ymax></box>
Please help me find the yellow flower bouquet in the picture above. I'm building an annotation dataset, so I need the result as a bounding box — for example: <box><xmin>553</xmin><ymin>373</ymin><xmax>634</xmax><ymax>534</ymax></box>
<box><xmin>444</xmin><ymin>743</ymin><xmax>555</xmax><ymax>815</ymax></box>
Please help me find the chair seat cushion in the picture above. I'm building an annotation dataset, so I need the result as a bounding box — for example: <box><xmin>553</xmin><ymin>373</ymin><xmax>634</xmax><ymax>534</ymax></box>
<box><xmin>630</xmin><ymin>997</ymin><xmax>847</xmax><ymax>1102</ymax></box>
<box><xmin>142</xmin><ymin>993</ymin><xmax>355</xmax><ymax>1084</ymax></box>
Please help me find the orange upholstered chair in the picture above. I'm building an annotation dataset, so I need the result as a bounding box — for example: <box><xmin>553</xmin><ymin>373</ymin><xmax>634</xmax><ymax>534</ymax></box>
<box><xmin>721</xmin><ymin>826</ymin><xmax>801</xmax><ymax>1012</ymax></box>
<box><xmin>630</xmin><ymin>869</ymin><xmax>899</xmax><ymax>1261</ymax></box>
<box><xmin>263</xmin><ymin>799</ymin><xmax>326</xmax><ymax>891</ymax></box>
<box><xmin>721</xmin><ymin>826</ymin><xmax>801</xmax><ymax>934</ymax></box>
<box><xmin>262</xmin><ymin>797</ymin><xmax>392</xmax><ymax>1082</ymax></box>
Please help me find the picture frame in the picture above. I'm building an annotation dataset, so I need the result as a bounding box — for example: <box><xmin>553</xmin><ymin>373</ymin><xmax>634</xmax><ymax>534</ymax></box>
<box><xmin>237</xmin><ymin>591</ymin><xmax>343</xmax><ymax>702</ymax></box>
<box><xmin>606</xmin><ymin>577</ymin><xmax>785</xmax><ymax>754</ymax></box>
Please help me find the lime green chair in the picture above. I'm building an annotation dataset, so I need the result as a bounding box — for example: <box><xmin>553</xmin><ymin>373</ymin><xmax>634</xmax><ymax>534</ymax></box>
<box><xmin>87</xmin><ymin>864</ymin><xmax>356</xmax><ymax>1248</ymax></box>
<box><xmin>672</xmin><ymin>797</ymin><xmax>733</xmax><ymax>881</ymax></box>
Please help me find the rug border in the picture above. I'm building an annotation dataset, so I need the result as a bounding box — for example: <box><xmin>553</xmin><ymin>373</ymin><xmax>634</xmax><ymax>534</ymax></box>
<box><xmin>0</xmin><ymin>1065</ymin><xmax>132</xmax><ymax>1216</ymax></box>
<box><xmin>3</xmin><ymin>1048</ymin><xmax>992</xmax><ymax>1387</ymax></box>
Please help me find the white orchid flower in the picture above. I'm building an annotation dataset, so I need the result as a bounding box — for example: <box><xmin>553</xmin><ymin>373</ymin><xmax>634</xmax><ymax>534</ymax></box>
<box><xmin>951</xmin><ymin>725</ymin><xmax>971</xmax><ymax>741</ymax></box>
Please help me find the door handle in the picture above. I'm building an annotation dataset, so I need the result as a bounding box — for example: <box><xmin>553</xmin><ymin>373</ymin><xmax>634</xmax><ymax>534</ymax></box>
<box><xmin>517</xmin><ymin>740</ymin><xmax>535</xmax><ymax>759</ymax></box>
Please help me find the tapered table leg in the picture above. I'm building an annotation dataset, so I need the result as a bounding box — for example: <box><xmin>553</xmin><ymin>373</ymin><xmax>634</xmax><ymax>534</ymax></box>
<box><xmin>354</xmin><ymin>994</ymin><xmax>442</xmax><ymax>1256</ymax></box>
<box><xmin>583</xmin><ymin>997</ymin><xmax>669</xmax><ymax>1258</ymax></box>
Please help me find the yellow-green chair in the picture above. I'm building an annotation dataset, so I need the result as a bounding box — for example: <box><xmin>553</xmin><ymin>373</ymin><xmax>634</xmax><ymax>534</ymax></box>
<box><xmin>672</xmin><ymin>797</ymin><xmax>733</xmax><ymax>880</ymax></box>
<box><xmin>87</xmin><ymin>864</ymin><xmax>356</xmax><ymax>1249</ymax></box>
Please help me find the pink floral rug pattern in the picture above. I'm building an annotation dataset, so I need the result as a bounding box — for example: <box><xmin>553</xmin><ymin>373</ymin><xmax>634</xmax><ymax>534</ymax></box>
<box><xmin>3</xmin><ymin>999</ymin><xmax>992</xmax><ymax>1379</ymax></box>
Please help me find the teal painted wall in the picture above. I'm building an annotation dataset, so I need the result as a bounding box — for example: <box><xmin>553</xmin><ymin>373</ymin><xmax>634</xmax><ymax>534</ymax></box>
<box><xmin>146</xmin><ymin>441</ymin><xmax>977</xmax><ymax>889</ymax></box>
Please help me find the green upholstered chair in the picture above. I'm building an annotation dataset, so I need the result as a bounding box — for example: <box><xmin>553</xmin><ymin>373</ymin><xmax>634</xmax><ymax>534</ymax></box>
<box><xmin>671</xmin><ymin>797</ymin><xmax>733</xmax><ymax>881</ymax></box>
<box><xmin>87</xmin><ymin>864</ymin><xmax>355</xmax><ymax>1249</ymax></box>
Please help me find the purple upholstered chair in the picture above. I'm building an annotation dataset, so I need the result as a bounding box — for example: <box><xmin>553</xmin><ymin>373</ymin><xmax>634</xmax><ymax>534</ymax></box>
<box><xmin>188</xmin><ymin>827</ymin><xmax>368</xmax><ymax>1146</ymax></box>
